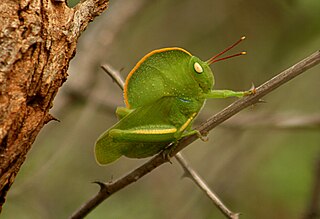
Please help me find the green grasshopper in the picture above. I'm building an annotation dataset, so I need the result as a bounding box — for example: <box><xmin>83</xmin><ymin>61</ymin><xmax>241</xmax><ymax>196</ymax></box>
<box><xmin>95</xmin><ymin>37</ymin><xmax>255</xmax><ymax>165</ymax></box>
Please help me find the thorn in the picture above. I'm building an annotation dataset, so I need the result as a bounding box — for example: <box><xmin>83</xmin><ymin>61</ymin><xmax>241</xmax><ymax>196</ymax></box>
<box><xmin>119</xmin><ymin>67</ymin><xmax>125</xmax><ymax>73</ymax></box>
<box><xmin>180</xmin><ymin>172</ymin><xmax>188</xmax><ymax>179</ymax></box>
<box><xmin>257</xmin><ymin>99</ymin><xmax>267</xmax><ymax>104</ymax></box>
<box><xmin>52</xmin><ymin>117</ymin><xmax>60</xmax><ymax>122</ymax></box>
<box><xmin>250</xmin><ymin>82</ymin><xmax>256</xmax><ymax>94</ymax></box>
<box><xmin>197</xmin><ymin>131</ymin><xmax>209</xmax><ymax>142</ymax></box>
<box><xmin>92</xmin><ymin>181</ymin><xmax>106</xmax><ymax>187</ymax></box>
<box><xmin>45</xmin><ymin>114</ymin><xmax>60</xmax><ymax>124</ymax></box>
<box><xmin>231</xmin><ymin>212</ymin><xmax>241</xmax><ymax>219</ymax></box>
<box><xmin>164</xmin><ymin>153</ymin><xmax>173</xmax><ymax>164</ymax></box>
<box><xmin>161</xmin><ymin>150</ymin><xmax>172</xmax><ymax>163</ymax></box>
<box><xmin>92</xmin><ymin>181</ymin><xmax>108</xmax><ymax>190</ymax></box>
<box><xmin>200</xmin><ymin>136</ymin><xmax>209</xmax><ymax>142</ymax></box>
<box><xmin>181</xmin><ymin>172</ymin><xmax>193</xmax><ymax>180</ymax></box>
<box><xmin>199</xmin><ymin>132</ymin><xmax>209</xmax><ymax>142</ymax></box>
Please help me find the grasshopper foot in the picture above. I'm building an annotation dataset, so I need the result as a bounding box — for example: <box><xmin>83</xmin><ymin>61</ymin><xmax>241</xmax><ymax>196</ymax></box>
<box><xmin>162</xmin><ymin>142</ymin><xmax>177</xmax><ymax>163</ymax></box>
<box><xmin>244</xmin><ymin>83</ymin><xmax>256</xmax><ymax>96</ymax></box>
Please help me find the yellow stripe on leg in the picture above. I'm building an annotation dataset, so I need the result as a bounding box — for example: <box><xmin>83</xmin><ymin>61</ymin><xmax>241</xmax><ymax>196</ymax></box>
<box><xmin>178</xmin><ymin>113</ymin><xmax>197</xmax><ymax>133</ymax></box>
<box><xmin>131</xmin><ymin>128</ymin><xmax>177</xmax><ymax>135</ymax></box>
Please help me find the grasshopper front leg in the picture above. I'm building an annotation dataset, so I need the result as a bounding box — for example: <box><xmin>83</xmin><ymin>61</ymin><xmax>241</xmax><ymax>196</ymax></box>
<box><xmin>205</xmin><ymin>84</ymin><xmax>256</xmax><ymax>99</ymax></box>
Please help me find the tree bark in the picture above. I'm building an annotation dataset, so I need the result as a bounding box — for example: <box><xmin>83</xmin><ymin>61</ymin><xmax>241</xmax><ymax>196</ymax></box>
<box><xmin>0</xmin><ymin>0</ymin><xmax>108</xmax><ymax>211</ymax></box>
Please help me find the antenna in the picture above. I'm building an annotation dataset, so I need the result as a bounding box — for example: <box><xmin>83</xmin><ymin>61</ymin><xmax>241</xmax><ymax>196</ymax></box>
<box><xmin>206</xmin><ymin>36</ymin><xmax>246</xmax><ymax>65</ymax></box>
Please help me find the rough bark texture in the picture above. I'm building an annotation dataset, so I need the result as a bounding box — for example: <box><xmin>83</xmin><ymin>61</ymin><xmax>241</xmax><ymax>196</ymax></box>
<box><xmin>0</xmin><ymin>0</ymin><xmax>108</xmax><ymax>211</ymax></box>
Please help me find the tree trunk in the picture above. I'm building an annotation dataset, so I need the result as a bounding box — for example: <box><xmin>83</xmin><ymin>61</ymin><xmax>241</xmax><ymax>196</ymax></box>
<box><xmin>0</xmin><ymin>0</ymin><xmax>108</xmax><ymax>211</ymax></box>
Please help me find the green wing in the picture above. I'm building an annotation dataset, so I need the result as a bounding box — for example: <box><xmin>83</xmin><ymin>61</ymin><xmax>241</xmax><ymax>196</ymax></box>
<box><xmin>95</xmin><ymin>96</ymin><xmax>195</xmax><ymax>165</ymax></box>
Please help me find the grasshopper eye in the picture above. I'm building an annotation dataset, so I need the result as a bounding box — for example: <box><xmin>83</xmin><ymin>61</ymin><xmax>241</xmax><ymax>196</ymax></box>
<box><xmin>193</xmin><ymin>62</ymin><xmax>203</xmax><ymax>74</ymax></box>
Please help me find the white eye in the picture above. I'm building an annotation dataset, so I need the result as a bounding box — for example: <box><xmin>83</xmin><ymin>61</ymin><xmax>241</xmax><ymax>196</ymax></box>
<box><xmin>194</xmin><ymin>62</ymin><xmax>203</xmax><ymax>74</ymax></box>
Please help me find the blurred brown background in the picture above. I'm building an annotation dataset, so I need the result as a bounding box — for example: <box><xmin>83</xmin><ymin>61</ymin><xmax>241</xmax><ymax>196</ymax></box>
<box><xmin>2</xmin><ymin>0</ymin><xmax>320</xmax><ymax>218</ymax></box>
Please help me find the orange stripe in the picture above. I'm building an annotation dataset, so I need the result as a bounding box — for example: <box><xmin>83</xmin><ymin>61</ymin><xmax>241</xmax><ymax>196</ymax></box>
<box><xmin>123</xmin><ymin>47</ymin><xmax>192</xmax><ymax>108</ymax></box>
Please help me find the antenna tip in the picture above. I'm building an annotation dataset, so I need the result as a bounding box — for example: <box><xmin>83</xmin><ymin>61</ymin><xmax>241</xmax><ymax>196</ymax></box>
<box><xmin>241</xmin><ymin>51</ymin><xmax>247</xmax><ymax>55</ymax></box>
<box><xmin>241</xmin><ymin>36</ymin><xmax>246</xmax><ymax>40</ymax></box>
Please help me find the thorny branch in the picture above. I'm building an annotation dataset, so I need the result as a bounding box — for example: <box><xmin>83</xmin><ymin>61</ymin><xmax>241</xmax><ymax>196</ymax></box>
<box><xmin>221</xmin><ymin>114</ymin><xmax>320</xmax><ymax>130</ymax></box>
<box><xmin>175</xmin><ymin>153</ymin><xmax>239</xmax><ymax>219</ymax></box>
<box><xmin>70</xmin><ymin>50</ymin><xmax>320</xmax><ymax>219</ymax></box>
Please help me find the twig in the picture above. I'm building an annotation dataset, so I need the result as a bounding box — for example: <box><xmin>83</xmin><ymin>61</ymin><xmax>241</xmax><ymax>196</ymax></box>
<box><xmin>175</xmin><ymin>153</ymin><xmax>239</xmax><ymax>219</ymax></box>
<box><xmin>100</xmin><ymin>64</ymin><xmax>237</xmax><ymax>218</ymax></box>
<box><xmin>302</xmin><ymin>153</ymin><xmax>320</xmax><ymax>219</ymax></box>
<box><xmin>70</xmin><ymin>50</ymin><xmax>320</xmax><ymax>219</ymax></box>
<box><xmin>221</xmin><ymin>113</ymin><xmax>320</xmax><ymax>130</ymax></box>
<box><xmin>101</xmin><ymin>64</ymin><xmax>125</xmax><ymax>90</ymax></box>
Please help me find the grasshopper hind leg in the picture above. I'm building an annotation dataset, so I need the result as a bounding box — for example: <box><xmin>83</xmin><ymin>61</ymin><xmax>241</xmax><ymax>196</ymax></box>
<box><xmin>161</xmin><ymin>141</ymin><xmax>179</xmax><ymax>163</ymax></box>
